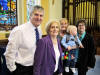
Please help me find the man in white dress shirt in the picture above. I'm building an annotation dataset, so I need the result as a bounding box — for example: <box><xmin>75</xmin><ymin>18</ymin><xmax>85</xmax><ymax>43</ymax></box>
<box><xmin>4</xmin><ymin>5</ymin><xmax>44</xmax><ymax>75</ymax></box>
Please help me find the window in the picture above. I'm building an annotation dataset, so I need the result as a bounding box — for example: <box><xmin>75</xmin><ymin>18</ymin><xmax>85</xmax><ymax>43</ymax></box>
<box><xmin>0</xmin><ymin>0</ymin><xmax>17</xmax><ymax>31</ymax></box>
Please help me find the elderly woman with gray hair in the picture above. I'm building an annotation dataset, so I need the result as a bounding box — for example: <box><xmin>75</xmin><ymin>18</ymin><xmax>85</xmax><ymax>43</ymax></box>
<box><xmin>33</xmin><ymin>20</ymin><xmax>63</xmax><ymax>75</ymax></box>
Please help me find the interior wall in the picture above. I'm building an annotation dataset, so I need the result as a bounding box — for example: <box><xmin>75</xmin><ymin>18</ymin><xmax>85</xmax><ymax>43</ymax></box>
<box><xmin>41</xmin><ymin>0</ymin><xmax>49</xmax><ymax>35</ymax></box>
<box><xmin>17</xmin><ymin>0</ymin><xmax>25</xmax><ymax>25</ymax></box>
<box><xmin>49</xmin><ymin>0</ymin><xmax>62</xmax><ymax>21</ymax></box>
<box><xmin>24</xmin><ymin>0</ymin><xmax>27</xmax><ymax>23</ymax></box>
<box><xmin>41</xmin><ymin>0</ymin><xmax>62</xmax><ymax>35</ymax></box>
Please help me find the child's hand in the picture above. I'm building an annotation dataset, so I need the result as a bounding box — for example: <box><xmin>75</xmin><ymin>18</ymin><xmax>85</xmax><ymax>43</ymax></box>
<box><xmin>79</xmin><ymin>44</ymin><xmax>84</xmax><ymax>48</ymax></box>
<box><xmin>88</xmin><ymin>67</ymin><xmax>92</xmax><ymax>70</ymax></box>
<box><xmin>71</xmin><ymin>45</ymin><xmax>79</xmax><ymax>49</ymax></box>
<box><xmin>71</xmin><ymin>54</ymin><xmax>75</xmax><ymax>59</ymax></box>
<box><xmin>67</xmin><ymin>46</ymin><xmax>71</xmax><ymax>51</ymax></box>
<box><xmin>58</xmin><ymin>73</ymin><xmax>63</xmax><ymax>75</ymax></box>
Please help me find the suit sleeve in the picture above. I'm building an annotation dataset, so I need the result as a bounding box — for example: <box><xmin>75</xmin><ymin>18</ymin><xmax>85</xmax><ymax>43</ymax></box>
<box><xmin>87</xmin><ymin>35</ymin><xmax>96</xmax><ymax>68</ymax></box>
<box><xmin>33</xmin><ymin>39</ymin><xmax>45</xmax><ymax>75</ymax></box>
<box><xmin>58</xmin><ymin>40</ymin><xmax>63</xmax><ymax>73</ymax></box>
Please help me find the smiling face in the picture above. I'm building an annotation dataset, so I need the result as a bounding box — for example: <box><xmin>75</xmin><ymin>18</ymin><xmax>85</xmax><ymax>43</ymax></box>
<box><xmin>60</xmin><ymin>19</ymin><xmax>69</xmax><ymax>31</ymax></box>
<box><xmin>78</xmin><ymin>22</ymin><xmax>86</xmax><ymax>34</ymax></box>
<box><xmin>70</xmin><ymin>27</ymin><xmax>77</xmax><ymax>36</ymax></box>
<box><xmin>49</xmin><ymin>22</ymin><xmax>60</xmax><ymax>37</ymax></box>
<box><xmin>30</xmin><ymin>10</ymin><xmax>44</xmax><ymax>27</ymax></box>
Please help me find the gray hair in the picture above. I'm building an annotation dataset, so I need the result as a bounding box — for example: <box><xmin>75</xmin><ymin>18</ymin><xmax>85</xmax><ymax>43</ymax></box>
<box><xmin>30</xmin><ymin>5</ymin><xmax>44</xmax><ymax>17</ymax></box>
<box><xmin>46</xmin><ymin>20</ymin><xmax>60</xmax><ymax>34</ymax></box>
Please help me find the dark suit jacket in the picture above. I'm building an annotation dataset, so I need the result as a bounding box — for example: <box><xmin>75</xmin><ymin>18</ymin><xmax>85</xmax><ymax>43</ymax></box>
<box><xmin>33</xmin><ymin>35</ymin><xmax>63</xmax><ymax>75</ymax></box>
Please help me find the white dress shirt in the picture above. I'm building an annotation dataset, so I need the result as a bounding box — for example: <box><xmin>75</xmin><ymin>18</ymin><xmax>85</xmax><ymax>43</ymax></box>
<box><xmin>4</xmin><ymin>21</ymin><xmax>42</xmax><ymax>72</ymax></box>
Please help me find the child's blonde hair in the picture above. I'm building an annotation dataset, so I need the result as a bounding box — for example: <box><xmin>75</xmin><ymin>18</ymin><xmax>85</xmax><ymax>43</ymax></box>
<box><xmin>67</xmin><ymin>25</ymin><xmax>77</xmax><ymax>33</ymax></box>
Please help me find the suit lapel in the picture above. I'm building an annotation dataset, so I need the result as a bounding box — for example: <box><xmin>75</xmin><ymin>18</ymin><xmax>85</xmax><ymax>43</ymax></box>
<box><xmin>57</xmin><ymin>39</ymin><xmax>62</xmax><ymax>55</ymax></box>
<box><xmin>47</xmin><ymin>35</ymin><xmax>62</xmax><ymax>63</ymax></box>
<box><xmin>47</xmin><ymin>35</ymin><xmax>56</xmax><ymax>62</ymax></box>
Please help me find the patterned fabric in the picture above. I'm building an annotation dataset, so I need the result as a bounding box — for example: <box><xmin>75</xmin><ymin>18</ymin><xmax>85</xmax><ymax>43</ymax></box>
<box><xmin>62</xmin><ymin>51</ymin><xmax>69</xmax><ymax>60</ymax></box>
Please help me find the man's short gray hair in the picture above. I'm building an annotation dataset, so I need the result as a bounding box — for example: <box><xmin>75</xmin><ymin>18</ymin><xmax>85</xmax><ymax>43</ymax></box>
<box><xmin>67</xmin><ymin>25</ymin><xmax>77</xmax><ymax>33</ymax></box>
<box><xmin>30</xmin><ymin>5</ymin><xmax>44</xmax><ymax>17</ymax></box>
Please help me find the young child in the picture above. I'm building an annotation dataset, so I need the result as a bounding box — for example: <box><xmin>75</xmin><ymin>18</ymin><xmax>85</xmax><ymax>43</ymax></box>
<box><xmin>61</xmin><ymin>25</ymin><xmax>84</xmax><ymax>73</ymax></box>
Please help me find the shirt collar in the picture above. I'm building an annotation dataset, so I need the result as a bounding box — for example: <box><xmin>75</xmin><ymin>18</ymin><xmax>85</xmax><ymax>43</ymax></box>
<box><xmin>78</xmin><ymin>31</ymin><xmax>86</xmax><ymax>41</ymax></box>
<box><xmin>28</xmin><ymin>21</ymin><xmax>40</xmax><ymax>31</ymax></box>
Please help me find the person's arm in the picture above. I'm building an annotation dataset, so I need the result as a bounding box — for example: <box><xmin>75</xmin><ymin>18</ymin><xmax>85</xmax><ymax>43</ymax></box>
<box><xmin>4</xmin><ymin>27</ymin><xmax>21</xmax><ymax>72</ymax></box>
<box><xmin>76</xmin><ymin>36</ymin><xmax>84</xmax><ymax>48</ymax></box>
<box><xmin>61</xmin><ymin>35</ymin><xmax>69</xmax><ymax>49</ymax></box>
<box><xmin>33</xmin><ymin>39</ymin><xmax>45</xmax><ymax>75</ymax></box>
<box><xmin>61</xmin><ymin>35</ymin><xmax>75</xmax><ymax>51</ymax></box>
<box><xmin>71</xmin><ymin>45</ymin><xmax>78</xmax><ymax>49</ymax></box>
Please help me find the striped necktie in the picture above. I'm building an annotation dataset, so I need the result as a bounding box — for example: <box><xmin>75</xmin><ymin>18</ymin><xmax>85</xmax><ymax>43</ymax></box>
<box><xmin>35</xmin><ymin>28</ymin><xmax>39</xmax><ymax>42</ymax></box>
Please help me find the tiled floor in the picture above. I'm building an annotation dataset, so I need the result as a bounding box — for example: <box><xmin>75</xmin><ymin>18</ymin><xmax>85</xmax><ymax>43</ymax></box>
<box><xmin>74</xmin><ymin>55</ymin><xmax>100</xmax><ymax>75</ymax></box>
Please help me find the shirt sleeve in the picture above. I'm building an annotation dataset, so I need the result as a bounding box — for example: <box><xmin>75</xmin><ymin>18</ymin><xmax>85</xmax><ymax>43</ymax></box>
<box><xmin>61</xmin><ymin>35</ymin><xmax>69</xmax><ymax>49</ymax></box>
<box><xmin>4</xmin><ymin>27</ymin><xmax>21</xmax><ymax>72</ymax></box>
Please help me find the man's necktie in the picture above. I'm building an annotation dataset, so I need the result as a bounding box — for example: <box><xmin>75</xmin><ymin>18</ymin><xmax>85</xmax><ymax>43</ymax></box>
<box><xmin>35</xmin><ymin>28</ymin><xmax>39</xmax><ymax>42</ymax></box>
